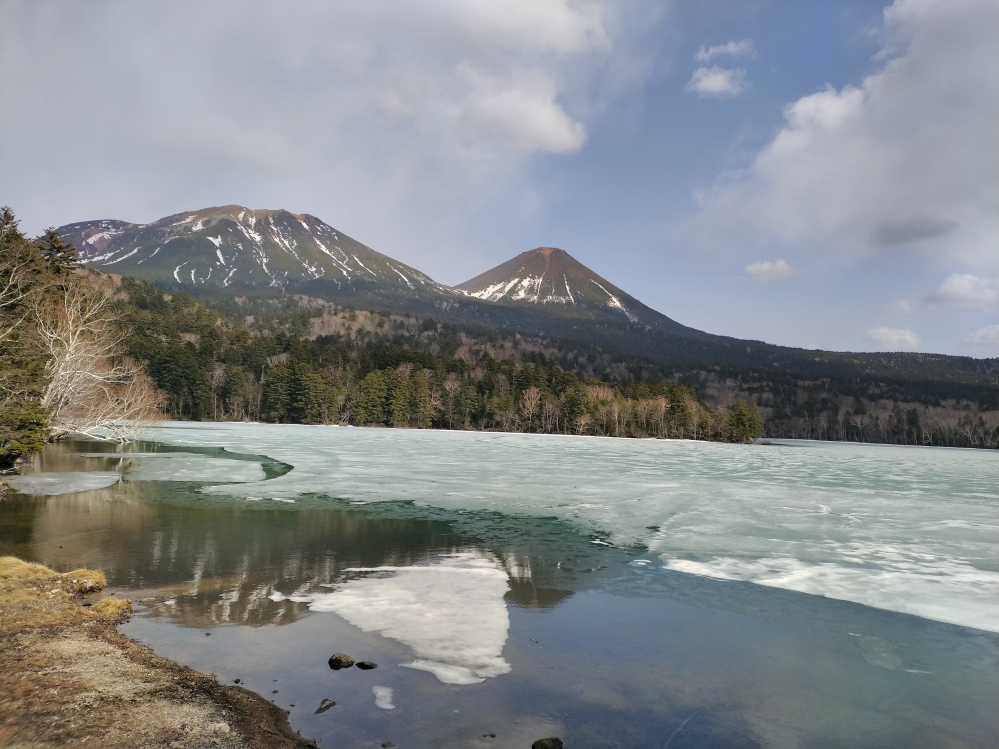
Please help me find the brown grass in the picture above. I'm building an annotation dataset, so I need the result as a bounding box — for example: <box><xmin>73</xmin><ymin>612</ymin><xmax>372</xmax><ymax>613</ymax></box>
<box><xmin>0</xmin><ymin>555</ymin><xmax>315</xmax><ymax>748</ymax></box>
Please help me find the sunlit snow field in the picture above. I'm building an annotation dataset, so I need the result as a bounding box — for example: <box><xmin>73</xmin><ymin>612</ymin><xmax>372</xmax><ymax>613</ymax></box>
<box><xmin>2</xmin><ymin>423</ymin><xmax>997</xmax><ymax>748</ymax></box>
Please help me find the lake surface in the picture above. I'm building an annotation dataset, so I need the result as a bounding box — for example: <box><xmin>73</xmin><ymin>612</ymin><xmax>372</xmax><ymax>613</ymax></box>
<box><xmin>2</xmin><ymin>423</ymin><xmax>997</xmax><ymax>748</ymax></box>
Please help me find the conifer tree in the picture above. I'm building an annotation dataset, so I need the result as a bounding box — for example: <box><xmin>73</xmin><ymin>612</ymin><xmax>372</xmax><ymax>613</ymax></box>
<box><xmin>34</xmin><ymin>228</ymin><xmax>79</xmax><ymax>276</ymax></box>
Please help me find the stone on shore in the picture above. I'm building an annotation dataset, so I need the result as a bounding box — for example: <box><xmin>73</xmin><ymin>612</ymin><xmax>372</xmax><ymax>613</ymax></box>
<box><xmin>327</xmin><ymin>653</ymin><xmax>355</xmax><ymax>670</ymax></box>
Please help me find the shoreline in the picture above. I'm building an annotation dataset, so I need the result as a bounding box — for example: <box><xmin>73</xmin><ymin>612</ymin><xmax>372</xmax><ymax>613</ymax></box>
<box><xmin>0</xmin><ymin>556</ymin><xmax>317</xmax><ymax>749</ymax></box>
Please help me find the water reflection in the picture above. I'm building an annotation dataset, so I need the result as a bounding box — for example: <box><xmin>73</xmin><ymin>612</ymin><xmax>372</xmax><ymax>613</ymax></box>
<box><xmin>0</xmin><ymin>439</ymin><xmax>577</xmax><ymax>633</ymax></box>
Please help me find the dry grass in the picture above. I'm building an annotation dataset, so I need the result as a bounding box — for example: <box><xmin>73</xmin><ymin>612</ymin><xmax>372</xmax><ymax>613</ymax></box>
<box><xmin>0</xmin><ymin>556</ymin><xmax>315</xmax><ymax>748</ymax></box>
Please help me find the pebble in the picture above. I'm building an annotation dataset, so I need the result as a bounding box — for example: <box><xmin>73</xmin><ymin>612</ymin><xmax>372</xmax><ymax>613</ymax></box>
<box><xmin>207</xmin><ymin>722</ymin><xmax>230</xmax><ymax>734</ymax></box>
<box><xmin>382</xmin><ymin>742</ymin><xmax>395</xmax><ymax>747</ymax></box>
<box><xmin>532</xmin><ymin>739</ymin><xmax>563</xmax><ymax>749</ymax></box>
<box><xmin>356</xmin><ymin>661</ymin><xmax>378</xmax><ymax>670</ymax></box>
<box><xmin>314</xmin><ymin>698</ymin><xmax>336</xmax><ymax>714</ymax></box>
<box><xmin>168</xmin><ymin>743</ymin><xmax>185</xmax><ymax>749</ymax></box>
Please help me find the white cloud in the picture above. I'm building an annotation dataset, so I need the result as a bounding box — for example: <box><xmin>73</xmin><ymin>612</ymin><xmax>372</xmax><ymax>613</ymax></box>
<box><xmin>744</xmin><ymin>259</ymin><xmax>793</xmax><ymax>282</ymax></box>
<box><xmin>963</xmin><ymin>324</ymin><xmax>999</xmax><ymax>348</ymax></box>
<box><xmin>685</xmin><ymin>66</ymin><xmax>747</xmax><ymax>98</ymax></box>
<box><xmin>695</xmin><ymin>39</ymin><xmax>755</xmax><ymax>63</ymax></box>
<box><xmin>865</xmin><ymin>326</ymin><xmax>921</xmax><ymax>350</ymax></box>
<box><xmin>0</xmin><ymin>0</ymin><xmax>663</xmax><ymax>280</ymax></box>
<box><xmin>691</xmin><ymin>0</ymin><xmax>999</xmax><ymax>268</ymax></box>
<box><xmin>926</xmin><ymin>274</ymin><xmax>998</xmax><ymax>309</ymax></box>
<box><xmin>451</xmin><ymin>64</ymin><xmax>586</xmax><ymax>154</ymax></box>
<box><xmin>891</xmin><ymin>299</ymin><xmax>913</xmax><ymax>314</ymax></box>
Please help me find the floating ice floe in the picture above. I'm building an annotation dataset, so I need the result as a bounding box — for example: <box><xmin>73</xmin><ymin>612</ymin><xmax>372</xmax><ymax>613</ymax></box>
<box><xmin>3</xmin><ymin>471</ymin><xmax>121</xmax><ymax>496</ymax></box>
<box><xmin>372</xmin><ymin>686</ymin><xmax>395</xmax><ymax>709</ymax></box>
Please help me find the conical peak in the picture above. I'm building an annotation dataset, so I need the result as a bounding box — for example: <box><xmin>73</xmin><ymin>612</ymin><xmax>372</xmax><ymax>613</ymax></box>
<box><xmin>526</xmin><ymin>247</ymin><xmax>563</xmax><ymax>257</ymax></box>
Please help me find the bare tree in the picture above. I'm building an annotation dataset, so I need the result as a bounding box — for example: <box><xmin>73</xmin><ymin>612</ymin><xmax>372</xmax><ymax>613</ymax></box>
<box><xmin>37</xmin><ymin>274</ymin><xmax>161</xmax><ymax>442</ymax></box>
<box><xmin>443</xmin><ymin>372</ymin><xmax>460</xmax><ymax>427</ymax></box>
<box><xmin>542</xmin><ymin>396</ymin><xmax>561</xmax><ymax>433</ymax></box>
<box><xmin>0</xmin><ymin>235</ymin><xmax>38</xmax><ymax>345</ymax></box>
<box><xmin>519</xmin><ymin>386</ymin><xmax>541</xmax><ymax>431</ymax></box>
<box><xmin>493</xmin><ymin>372</ymin><xmax>510</xmax><ymax>399</ymax></box>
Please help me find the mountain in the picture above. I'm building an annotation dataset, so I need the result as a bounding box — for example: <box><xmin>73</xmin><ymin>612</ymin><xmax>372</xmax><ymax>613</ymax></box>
<box><xmin>59</xmin><ymin>205</ymin><xmax>451</xmax><ymax>298</ymax></box>
<box><xmin>455</xmin><ymin>247</ymin><xmax>698</xmax><ymax>334</ymax></box>
<box><xmin>53</xmin><ymin>207</ymin><xmax>996</xmax><ymax>404</ymax></box>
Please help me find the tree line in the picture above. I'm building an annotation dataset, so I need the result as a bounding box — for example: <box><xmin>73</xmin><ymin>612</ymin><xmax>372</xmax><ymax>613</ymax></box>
<box><xmin>120</xmin><ymin>277</ymin><xmax>764</xmax><ymax>442</ymax></box>
<box><xmin>765</xmin><ymin>407</ymin><xmax>999</xmax><ymax>449</ymax></box>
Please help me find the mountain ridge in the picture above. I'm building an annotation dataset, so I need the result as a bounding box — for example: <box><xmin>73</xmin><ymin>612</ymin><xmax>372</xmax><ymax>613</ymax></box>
<box><xmin>59</xmin><ymin>205</ymin><xmax>703</xmax><ymax>336</ymax></box>
<box><xmin>60</xmin><ymin>205</ymin><xmax>452</xmax><ymax>298</ymax></box>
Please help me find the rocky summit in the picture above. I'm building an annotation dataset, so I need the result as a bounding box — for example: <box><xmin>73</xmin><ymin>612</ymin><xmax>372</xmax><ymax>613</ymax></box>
<box><xmin>58</xmin><ymin>205</ymin><xmax>450</xmax><ymax>296</ymax></box>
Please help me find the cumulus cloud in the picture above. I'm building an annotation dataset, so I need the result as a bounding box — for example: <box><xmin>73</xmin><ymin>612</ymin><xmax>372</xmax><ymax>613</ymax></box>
<box><xmin>695</xmin><ymin>39</ymin><xmax>755</xmax><ymax>63</ymax></box>
<box><xmin>744</xmin><ymin>259</ymin><xmax>793</xmax><ymax>282</ymax></box>
<box><xmin>926</xmin><ymin>274</ymin><xmax>998</xmax><ymax>309</ymax></box>
<box><xmin>0</xmin><ymin>0</ymin><xmax>659</xmax><ymax>279</ymax></box>
<box><xmin>865</xmin><ymin>326</ymin><xmax>921</xmax><ymax>350</ymax></box>
<box><xmin>963</xmin><ymin>324</ymin><xmax>999</xmax><ymax>348</ymax></box>
<box><xmin>691</xmin><ymin>0</ymin><xmax>999</xmax><ymax>267</ymax></box>
<box><xmin>685</xmin><ymin>66</ymin><xmax>747</xmax><ymax>97</ymax></box>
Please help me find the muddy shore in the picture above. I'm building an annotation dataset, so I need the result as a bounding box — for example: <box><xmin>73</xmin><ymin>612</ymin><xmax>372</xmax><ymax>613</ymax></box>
<box><xmin>0</xmin><ymin>556</ymin><xmax>318</xmax><ymax>749</ymax></box>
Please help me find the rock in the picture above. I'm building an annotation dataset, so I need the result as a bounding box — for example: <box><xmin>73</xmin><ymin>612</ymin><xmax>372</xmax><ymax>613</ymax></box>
<box><xmin>207</xmin><ymin>722</ymin><xmax>230</xmax><ymax>734</ymax></box>
<box><xmin>482</xmin><ymin>734</ymin><xmax>496</xmax><ymax>738</ymax></box>
<box><xmin>328</xmin><ymin>653</ymin><xmax>355</xmax><ymax>670</ymax></box>
<box><xmin>532</xmin><ymin>739</ymin><xmax>563</xmax><ymax>749</ymax></box>
<box><xmin>272</xmin><ymin>689</ymin><xmax>279</xmax><ymax>694</ymax></box>
<box><xmin>205</xmin><ymin>632</ymin><xmax>211</xmax><ymax>636</ymax></box>
<box><xmin>356</xmin><ymin>661</ymin><xmax>377</xmax><ymax>670</ymax></box>
<box><xmin>314</xmin><ymin>698</ymin><xmax>336</xmax><ymax>714</ymax></box>
<box><xmin>168</xmin><ymin>743</ymin><xmax>185</xmax><ymax>749</ymax></box>
<box><xmin>381</xmin><ymin>743</ymin><xmax>395</xmax><ymax>748</ymax></box>
<box><xmin>233</xmin><ymin>678</ymin><xmax>241</xmax><ymax>684</ymax></box>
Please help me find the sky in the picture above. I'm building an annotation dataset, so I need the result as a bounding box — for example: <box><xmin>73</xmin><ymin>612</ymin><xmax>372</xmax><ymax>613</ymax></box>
<box><xmin>1</xmin><ymin>0</ymin><xmax>996</xmax><ymax>357</ymax></box>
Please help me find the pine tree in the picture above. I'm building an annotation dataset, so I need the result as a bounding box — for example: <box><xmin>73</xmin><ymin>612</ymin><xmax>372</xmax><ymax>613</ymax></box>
<box><xmin>34</xmin><ymin>228</ymin><xmax>79</xmax><ymax>276</ymax></box>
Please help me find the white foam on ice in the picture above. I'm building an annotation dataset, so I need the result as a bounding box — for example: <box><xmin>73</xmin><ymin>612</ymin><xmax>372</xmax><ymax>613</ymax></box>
<box><xmin>147</xmin><ymin>423</ymin><xmax>999</xmax><ymax>633</ymax></box>
<box><xmin>303</xmin><ymin>552</ymin><xmax>511</xmax><ymax>684</ymax></box>
<box><xmin>3</xmin><ymin>471</ymin><xmax>120</xmax><ymax>496</ymax></box>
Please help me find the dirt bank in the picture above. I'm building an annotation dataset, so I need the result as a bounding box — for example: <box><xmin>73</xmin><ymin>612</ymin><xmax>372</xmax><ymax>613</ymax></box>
<box><xmin>0</xmin><ymin>556</ymin><xmax>317</xmax><ymax>749</ymax></box>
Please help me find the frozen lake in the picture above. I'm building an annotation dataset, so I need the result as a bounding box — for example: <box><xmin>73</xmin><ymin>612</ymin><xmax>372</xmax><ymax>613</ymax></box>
<box><xmin>2</xmin><ymin>423</ymin><xmax>996</xmax><ymax>748</ymax></box>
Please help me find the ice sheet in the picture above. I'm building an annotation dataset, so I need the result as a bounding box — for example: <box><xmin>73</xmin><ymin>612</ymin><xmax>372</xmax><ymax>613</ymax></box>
<box><xmin>3</xmin><ymin>471</ymin><xmax>121</xmax><ymax>496</ymax></box>
<box><xmin>119</xmin><ymin>453</ymin><xmax>265</xmax><ymax>483</ymax></box>
<box><xmin>146</xmin><ymin>422</ymin><xmax>999</xmax><ymax>632</ymax></box>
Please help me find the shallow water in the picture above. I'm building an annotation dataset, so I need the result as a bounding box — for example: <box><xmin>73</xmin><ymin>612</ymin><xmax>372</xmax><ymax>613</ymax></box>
<box><xmin>1</xmin><ymin>425</ymin><xmax>996</xmax><ymax>748</ymax></box>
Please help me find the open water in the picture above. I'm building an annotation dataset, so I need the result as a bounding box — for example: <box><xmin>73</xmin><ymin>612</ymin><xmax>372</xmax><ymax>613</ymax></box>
<box><xmin>2</xmin><ymin>423</ymin><xmax>996</xmax><ymax>748</ymax></box>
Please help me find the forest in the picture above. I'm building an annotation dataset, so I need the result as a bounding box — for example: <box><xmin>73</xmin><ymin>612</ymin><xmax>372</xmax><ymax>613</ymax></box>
<box><xmin>121</xmin><ymin>277</ymin><xmax>762</xmax><ymax>443</ymax></box>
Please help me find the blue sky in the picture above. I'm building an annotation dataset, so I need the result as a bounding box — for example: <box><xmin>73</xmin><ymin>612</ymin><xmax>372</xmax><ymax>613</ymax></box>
<box><xmin>2</xmin><ymin>0</ymin><xmax>996</xmax><ymax>356</ymax></box>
